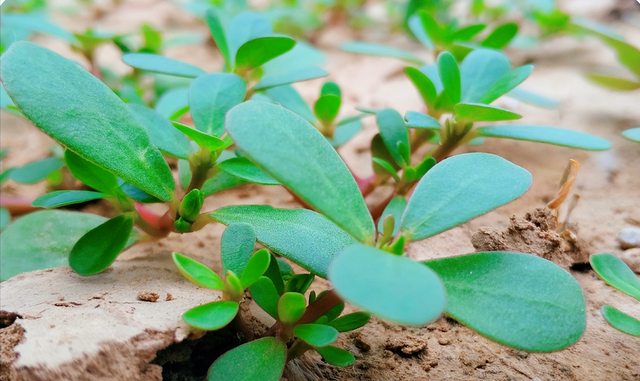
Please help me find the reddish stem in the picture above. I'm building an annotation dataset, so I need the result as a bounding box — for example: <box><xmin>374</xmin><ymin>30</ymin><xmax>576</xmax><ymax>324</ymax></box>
<box><xmin>134</xmin><ymin>202</ymin><xmax>173</xmax><ymax>231</ymax></box>
<box><xmin>0</xmin><ymin>197</ymin><xmax>39</xmax><ymax>215</ymax></box>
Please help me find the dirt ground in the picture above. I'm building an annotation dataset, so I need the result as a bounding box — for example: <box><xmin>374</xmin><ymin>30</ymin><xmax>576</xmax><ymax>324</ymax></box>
<box><xmin>1</xmin><ymin>0</ymin><xmax>640</xmax><ymax>380</ymax></box>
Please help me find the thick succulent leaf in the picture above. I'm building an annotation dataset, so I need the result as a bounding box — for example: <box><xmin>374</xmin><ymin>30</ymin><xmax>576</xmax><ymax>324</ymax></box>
<box><xmin>601</xmin><ymin>306</ymin><xmax>640</xmax><ymax>336</ymax></box>
<box><xmin>235</xmin><ymin>36</ymin><xmax>295</xmax><ymax>71</ymax></box>
<box><xmin>205</xmin><ymin>9</ymin><xmax>231</xmax><ymax>70</ymax></box>
<box><xmin>507</xmin><ymin>88</ymin><xmax>558</xmax><ymax>108</ymax></box>
<box><xmin>68</xmin><ymin>215</ymin><xmax>134</xmax><ymax>276</ymax></box>
<box><xmin>340</xmin><ymin>42</ymin><xmax>424</xmax><ymax>65</ymax></box>
<box><xmin>122</xmin><ymin>53</ymin><xmax>206</xmax><ymax>78</ymax></box>
<box><xmin>405</xmin><ymin>111</ymin><xmax>441</xmax><ymax>129</ymax></box>
<box><xmin>263</xmin><ymin>254</ymin><xmax>286</xmax><ymax>295</ymax></box>
<box><xmin>211</xmin><ymin>205</ymin><xmax>357</xmax><ymax>278</ymax></box>
<box><xmin>459</xmin><ymin>49</ymin><xmax>511</xmax><ymax>103</ymax></box>
<box><xmin>172</xmin><ymin>121</ymin><xmax>228</xmax><ymax>151</ymax></box>
<box><xmin>226</xmin><ymin>12</ymin><xmax>273</xmax><ymax>68</ymax></box>
<box><xmin>221</xmin><ymin>223</ymin><xmax>257</xmax><ymax>276</ymax></box>
<box><xmin>408</xmin><ymin>14</ymin><xmax>434</xmax><ymax>49</ymax></box>
<box><xmin>189</xmin><ymin>73</ymin><xmax>246</xmax><ymax>137</ymax></box>
<box><xmin>586</xmin><ymin>74</ymin><xmax>640</xmax><ymax>91</ymax></box>
<box><xmin>437</xmin><ymin>52</ymin><xmax>461</xmax><ymax>104</ymax></box>
<box><xmin>260</xmin><ymin>85</ymin><xmax>317</xmax><ymax>124</ymax></box>
<box><xmin>183</xmin><ymin>301</ymin><xmax>239</xmax><ymax>330</ymax></box>
<box><xmin>401</xmin><ymin>153</ymin><xmax>531</xmax><ymax>241</ymax></box>
<box><xmin>330</xmin><ymin>117</ymin><xmax>363</xmax><ymax>147</ymax></box>
<box><xmin>590</xmin><ymin>253</ymin><xmax>640</xmax><ymax>301</ymax></box>
<box><xmin>294</xmin><ymin>324</ymin><xmax>339</xmax><ymax>347</ymax></box>
<box><xmin>1</xmin><ymin>42</ymin><xmax>175</xmax><ymax>201</ymax></box>
<box><xmin>253</xmin><ymin>67</ymin><xmax>328</xmax><ymax>90</ymax></box>
<box><xmin>201</xmin><ymin>172</ymin><xmax>247</xmax><ymax>196</ymax></box>
<box><xmin>118</xmin><ymin>180</ymin><xmax>162</xmax><ymax>203</ymax></box>
<box><xmin>453</xmin><ymin>103</ymin><xmax>522</xmax><ymax>123</ymax></box>
<box><xmin>32</xmin><ymin>190</ymin><xmax>107</xmax><ymax>209</ymax></box>
<box><xmin>262</xmin><ymin>41</ymin><xmax>326</xmax><ymax>76</ymax></box>
<box><xmin>218</xmin><ymin>157</ymin><xmax>279</xmax><ymax>185</ymax></box>
<box><xmin>622</xmin><ymin>128</ymin><xmax>640</xmax><ymax>143</ymax></box>
<box><xmin>419</xmin><ymin>64</ymin><xmax>444</xmax><ymax>94</ymax></box>
<box><xmin>376</xmin><ymin>109</ymin><xmax>411</xmax><ymax>167</ymax></box>
<box><xmin>314</xmin><ymin>94</ymin><xmax>341</xmax><ymax>126</ymax></box>
<box><xmin>329</xmin><ymin>312</ymin><xmax>371</xmax><ymax>332</ymax></box>
<box><xmin>477</xmin><ymin>125</ymin><xmax>611</xmax><ymax>151</ymax></box>
<box><xmin>278</xmin><ymin>292</ymin><xmax>307</xmax><ymax>324</ymax></box>
<box><xmin>207</xmin><ymin>337</ymin><xmax>286</xmax><ymax>381</ymax></box>
<box><xmin>240</xmin><ymin>249</ymin><xmax>271</xmax><ymax>289</ymax></box>
<box><xmin>172</xmin><ymin>252</ymin><xmax>225</xmax><ymax>290</ymax></box>
<box><xmin>405</xmin><ymin>66</ymin><xmax>438</xmax><ymax>109</ymax></box>
<box><xmin>226</xmin><ymin>101</ymin><xmax>374</xmax><ymax>243</ymax></box>
<box><xmin>425</xmin><ymin>252</ymin><xmax>586</xmax><ymax>351</ymax></box>
<box><xmin>451</xmin><ymin>24</ymin><xmax>486</xmax><ymax>41</ymax></box>
<box><xmin>154</xmin><ymin>87</ymin><xmax>189</xmax><ymax>119</ymax></box>
<box><xmin>9</xmin><ymin>157</ymin><xmax>64</xmax><ymax>184</ymax></box>
<box><xmin>377</xmin><ymin>196</ymin><xmax>407</xmax><ymax>236</ymax></box>
<box><xmin>481</xmin><ymin>22</ymin><xmax>518</xmax><ymax>49</ymax></box>
<box><xmin>251</xmin><ymin>276</ymin><xmax>280</xmax><ymax>319</ymax></box>
<box><xmin>479</xmin><ymin>65</ymin><xmax>534</xmax><ymax>104</ymax></box>
<box><xmin>128</xmin><ymin>104</ymin><xmax>191</xmax><ymax>159</ymax></box>
<box><xmin>315</xmin><ymin>346</ymin><xmax>355</xmax><ymax>366</ymax></box>
<box><xmin>329</xmin><ymin>245</ymin><xmax>445</xmax><ymax>326</ymax></box>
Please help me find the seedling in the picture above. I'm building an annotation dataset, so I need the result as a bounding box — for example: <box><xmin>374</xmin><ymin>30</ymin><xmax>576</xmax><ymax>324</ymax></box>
<box><xmin>590</xmin><ymin>253</ymin><xmax>640</xmax><ymax>336</ymax></box>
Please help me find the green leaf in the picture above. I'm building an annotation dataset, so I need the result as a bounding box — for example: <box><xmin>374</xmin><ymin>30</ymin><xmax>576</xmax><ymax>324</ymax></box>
<box><xmin>405</xmin><ymin>111</ymin><xmax>441</xmax><ymax>129</ymax></box>
<box><xmin>1</xmin><ymin>42</ymin><xmax>175</xmax><ymax>201</ymax></box>
<box><xmin>235</xmin><ymin>36</ymin><xmax>295</xmax><ymax>71</ymax></box>
<box><xmin>205</xmin><ymin>8</ymin><xmax>231</xmax><ymax>71</ymax></box>
<box><xmin>178</xmin><ymin>159</ymin><xmax>192</xmax><ymax>189</ymax></box>
<box><xmin>253</xmin><ymin>67</ymin><xmax>329</xmax><ymax>90</ymax></box>
<box><xmin>263</xmin><ymin>254</ymin><xmax>286</xmax><ymax>295</ymax></box>
<box><xmin>64</xmin><ymin>150</ymin><xmax>120</xmax><ymax>195</ymax></box>
<box><xmin>251</xmin><ymin>276</ymin><xmax>280</xmax><ymax>319</ymax></box>
<box><xmin>221</xmin><ymin>223</ymin><xmax>257</xmax><ymax>276</ymax></box>
<box><xmin>622</xmin><ymin>128</ymin><xmax>640</xmax><ymax>143</ymax></box>
<box><xmin>586</xmin><ymin>74</ymin><xmax>640</xmax><ymax>91</ymax></box>
<box><xmin>451</xmin><ymin>23</ymin><xmax>486</xmax><ymax>41</ymax></box>
<box><xmin>424</xmin><ymin>252</ymin><xmax>587</xmax><ymax>351</ymax></box>
<box><xmin>590</xmin><ymin>253</ymin><xmax>640</xmax><ymax>301</ymax></box>
<box><xmin>314</xmin><ymin>94</ymin><xmax>341</xmax><ymax>126</ymax></box>
<box><xmin>172</xmin><ymin>252</ymin><xmax>225</xmax><ymax>290</ymax></box>
<box><xmin>460</xmin><ymin>49</ymin><xmax>511</xmax><ymax>103</ymax></box>
<box><xmin>330</xmin><ymin>116</ymin><xmax>363</xmax><ymax>147</ymax></box>
<box><xmin>479</xmin><ymin>65</ymin><xmax>534</xmax><ymax>104</ymax></box>
<box><xmin>376</xmin><ymin>109</ymin><xmax>410</xmax><ymax>167</ymax></box>
<box><xmin>321</xmin><ymin>82</ymin><xmax>341</xmax><ymax>97</ymax></box>
<box><xmin>285</xmin><ymin>274</ymin><xmax>314</xmax><ymax>294</ymax></box>
<box><xmin>1</xmin><ymin>14</ymin><xmax>80</xmax><ymax>46</ymax></box>
<box><xmin>155</xmin><ymin>87</ymin><xmax>189</xmax><ymax>119</ymax></box>
<box><xmin>122</xmin><ymin>53</ymin><xmax>206</xmax><ymax>78</ymax></box>
<box><xmin>481</xmin><ymin>22</ymin><xmax>518</xmax><ymax>49</ymax></box>
<box><xmin>437</xmin><ymin>52</ymin><xmax>461</xmax><ymax>104</ymax></box>
<box><xmin>189</xmin><ymin>73</ymin><xmax>246</xmax><ymax>137</ymax></box>
<box><xmin>262</xmin><ymin>41</ymin><xmax>326</xmax><ymax>77</ymax></box>
<box><xmin>477</xmin><ymin>125</ymin><xmax>611</xmax><ymax>151</ymax></box>
<box><xmin>377</xmin><ymin>196</ymin><xmax>406</xmax><ymax>236</ymax></box>
<box><xmin>329</xmin><ymin>245</ymin><xmax>445</xmax><ymax>325</ymax></box>
<box><xmin>329</xmin><ymin>312</ymin><xmax>371</xmax><ymax>332</ymax></box>
<box><xmin>278</xmin><ymin>292</ymin><xmax>307</xmax><ymax>325</ymax></box>
<box><xmin>118</xmin><ymin>180</ymin><xmax>162</xmax><ymax>203</ymax></box>
<box><xmin>294</xmin><ymin>324</ymin><xmax>339</xmax><ymax>347</ymax></box>
<box><xmin>172</xmin><ymin>122</ymin><xmax>228</xmax><ymax>151</ymax></box>
<box><xmin>454</xmin><ymin>103</ymin><xmax>522</xmax><ymax>123</ymax></box>
<box><xmin>601</xmin><ymin>306</ymin><xmax>640</xmax><ymax>336</ymax></box>
<box><xmin>507</xmin><ymin>88</ymin><xmax>559</xmax><ymax>108</ymax></box>
<box><xmin>183</xmin><ymin>301</ymin><xmax>239</xmax><ymax>330</ymax></box>
<box><xmin>9</xmin><ymin>157</ymin><xmax>64</xmax><ymax>184</ymax></box>
<box><xmin>240</xmin><ymin>249</ymin><xmax>271</xmax><ymax>289</ymax></box>
<box><xmin>407</xmin><ymin>14</ymin><xmax>434</xmax><ymax>49</ymax></box>
<box><xmin>315</xmin><ymin>346</ymin><xmax>355</xmax><ymax>367</ymax></box>
<box><xmin>128</xmin><ymin>104</ymin><xmax>191</xmax><ymax>159</ymax></box>
<box><xmin>401</xmin><ymin>153</ymin><xmax>531</xmax><ymax>241</ymax></box>
<box><xmin>218</xmin><ymin>157</ymin><xmax>279</xmax><ymax>185</ymax></box>
<box><xmin>226</xmin><ymin>12</ymin><xmax>273</xmax><ymax>68</ymax></box>
<box><xmin>340</xmin><ymin>42</ymin><xmax>424</xmax><ymax>65</ymax></box>
<box><xmin>405</xmin><ymin>67</ymin><xmax>438</xmax><ymax>110</ymax></box>
<box><xmin>32</xmin><ymin>190</ymin><xmax>107</xmax><ymax>209</ymax></box>
<box><xmin>0</xmin><ymin>207</ymin><xmax>9</xmax><ymax>231</ymax></box>
<box><xmin>68</xmin><ymin>215</ymin><xmax>134</xmax><ymax>276</ymax></box>
<box><xmin>226</xmin><ymin>101</ymin><xmax>374</xmax><ymax>243</ymax></box>
<box><xmin>201</xmin><ymin>172</ymin><xmax>247</xmax><ymax>196</ymax></box>
<box><xmin>207</xmin><ymin>337</ymin><xmax>286</xmax><ymax>381</ymax></box>
<box><xmin>260</xmin><ymin>85</ymin><xmax>317</xmax><ymax>124</ymax></box>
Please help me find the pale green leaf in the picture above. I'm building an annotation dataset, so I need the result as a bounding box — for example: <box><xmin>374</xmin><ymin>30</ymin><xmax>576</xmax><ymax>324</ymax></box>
<box><xmin>477</xmin><ymin>125</ymin><xmax>611</xmax><ymax>151</ymax></box>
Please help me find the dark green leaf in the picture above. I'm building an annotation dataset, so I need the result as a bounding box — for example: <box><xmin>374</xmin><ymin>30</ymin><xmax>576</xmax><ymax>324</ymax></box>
<box><xmin>172</xmin><ymin>252</ymin><xmax>225</xmax><ymax>290</ymax></box>
<box><xmin>64</xmin><ymin>150</ymin><xmax>120</xmax><ymax>195</ymax></box>
<box><xmin>601</xmin><ymin>306</ymin><xmax>640</xmax><ymax>336</ymax></box>
<box><xmin>221</xmin><ymin>223</ymin><xmax>257</xmax><ymax>276</ymax></box>
<box><xmin>172</xmin><ymin>121</ymin><xmax>229</xmax><ymax>151</ymax></box>
<box><xmin>405</xmin><ymin>111</ymin><xmax>441</xmax><ymax>129</ymax></box>
<box><xmin>236</xmin><ymin>36</ymin><xmax>295</xmax><ymax>71</ymax></box>
<box><xmin>69</xmin><ymin>215</ymin><xmax>134</xmax><ymax>276</ymax></box>
<box><xmin>128</xmin><ymin>104</ymin><xmax>191</xmax><ymax>159</ymax></box>
<box><xmin>263</xmin><ymin>254</ymin><xmax>286</xmax><ymax>295</ymax></box>
<box><xmin>122</xmin><ymin>53</ymin><xmax>206</xmax><ymax>78</ymax></box>
<box><xmin>377</xmin><ymin>196</ymin><xmax>406</xmax><ymax>236</ymax></box>
<box><xmin>507</xmin><ymin>88</ymin><xmax>559</xmax><ymax>108</ymax></box>
<box><xmin>226</xmin><ymin>101</ymin><xmax>374</xmax><ymax>243</ymax></box>
<box><xmin>154</xmin><ymin>87</ymin><xmax>189</xmax><ymax>119</ymax></box>
<box><xmin>1</xmin><ymin>42</ymin><xmax>175</xmax><ymax>201</ymax></box>
<box><xmin>189</xmin><ymin>73</ymin><xmax>246</xmax><ymax>137</ymax></box>
<box><xmin>207</xmin><ymin>337</ymin><xmax>286</xmax><ymax>381</ymax></box>
<box><xmin>479</xmin><ymin>65</ymin><xmax>534</xmax><ymax>104</ymax></box>
<box><xmin>201</xmin><ymin>171</ymin><xmax>247</xmax><ymax>196</ymax></box>
<box><xmin>419</xmin><ymin>12</ymin><xmax>446</xmax><ymax>46</ymax></box>
<box><xmin>118</xmin><ymin>179</ymin><xmax>162</xmax><ymax>203</ymax></box>
<box><xmin>32</xmin><ymin>190</ymin><xmax>107</xmax><ymax>209</ymax></box>
<box><xmin>622</xmin><ymin>128</ymin><xmax>640</xmax><ymax>143</ymax></box>
<box><xmin>437</xmin><ymin>52</ymin><xmax>461</xmax><ymax>104</ymax></box>
<box><xmin>401</xmin><ymin>153</ymin><xmax>531</xmax><ymax>241</ymax></box>
<box><xmin>320</xmin><ymin>302</ymin><xmax>344</xmax><ymax>323</ymax></box>
<box><xmin>251</xmin><ymin>276</ymin><xmax>280</xmax><ymax>319</ymax></box>
<box><xmin>254</xmin><ymin>67</ymin><xmax>329</xmax><ymax>90</ymax></box>
<box><xmin>477</xmin><ymin>125</ymin><xmax>611</xmax><ymax>150</ymax></box>
<box><xmin>183</xmin><ymin>301</ymin><xmax>239</xmax><ymax>330</ymax></box>
<box><xmin>590</xmin><ymin>253</ymin><xmax>640</xmax><ymax>301</ymax></box>
<box><xmin>314</xmin><ymin>94</ymin><xmax>341</xmax><ymax>126</ymax></box>
<box><xmin>226</xmin><ymin>12</ymin><xmax>273</xmax><ymax>68</ymax></box>
<box><xmin>278</xmin><ymin>292</ymin><xmax>306</xmax><ymax>324</ymax></box>
<box><xmin>340</xmin><ymin>42</ymin><xmax>424</xmax><ymax>65</ymax></box>
<box><xmin>240</xmin><ymin>249</ymin><xmax>271</xmax><ymax>289</ymax></box>
<box><xmin>460</xmin><ymin>49</ymin><xmax>511</xmax><ymax>103</ymax></box>
<box><xmin>294</xmin><ymin>324</ymin><xmax>339</xmax><ymax>347</ymax></box>
<box><xmin>218</xmin><ymin>157</ymin><xmax>279</xmax><ymax>185</ymax></box>
<box><xmin>405</xmin><ymin>67</ymin><xmax>438</xmax><ymax>110</ymax></box>
<box><xmin>451</xmin><ymin>24</ymin><xmax>486</xmax><ymax>41</ymax></box>
<box><xmin>454</xmin><ymin>103</ymin><xmax>522</xmax><ymax>122</ymax></box>
<box><xmin>425</xmin><ymin>252</ymin><xmax>586</xmax><ymax>351</ymax></box>
<box><xmin>481</xmin><ymin>22</ymin><xmax>518</xmax><ymax>49</ymax></box>
<box><xmin>205</xmin><ymin>9</ymin><xmax>231</xmax><ymax>71</ymax></box>
<box><xmin>586</xmin><ymin>74</ymin><xmax>640</xmax><ymax>91</ymax></box>
<box><xmin>315</xmin><ymin>346</ymin><xmax>355</xmax><ymax>366</ymax></box>
<box><xmin>285</xmin><ymin>274</ymin><xmax>314</xmax><ymax>294</ymax></box>
<box><xmin>9</xmin><ymin>157</ymin><xmax>64</xmax><ymax>184</ymax></box>
<box><xmin>329</xmin><ymin>312</ymin><xmax>371</xmax><ymax>332</ymax></box>
<box><xmin>329</xmin><ymin>245</ymin><xmax>445</xmax><ymax>325</ymax></box>
<box><xmin>321</xmin><ymin>82</ymin><xmax>341</xmax><ymax>97</ymax></box>
<box><xmin>376</xmin><ymin>109</ymin><xmax>410</xmax><ymax>167</ymax></box>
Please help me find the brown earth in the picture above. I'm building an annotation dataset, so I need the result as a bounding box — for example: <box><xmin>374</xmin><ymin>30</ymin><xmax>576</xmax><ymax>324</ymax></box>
<box><xmin>1</xmin><ymin>0</ymin><xmax>640</xmax><ymax>380</ymax></box>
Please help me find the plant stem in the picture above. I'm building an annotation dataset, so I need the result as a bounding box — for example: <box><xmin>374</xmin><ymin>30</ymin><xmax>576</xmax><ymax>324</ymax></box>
<box><xmin>287</xmin><ymin>338</ymin><xmax>312</xmax><ymax>361</ymax></box>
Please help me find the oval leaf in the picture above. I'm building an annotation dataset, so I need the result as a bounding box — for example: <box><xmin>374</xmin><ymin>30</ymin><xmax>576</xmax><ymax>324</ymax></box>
<box><xmin>405</xmin><ymin>66</ymin><xmax>438</xmax><ymax>109</ymax></box>
<box><xmin>329</xmin><ymin>245</ymin><xmax>445</xmax><ymax>326</ymax></box>
<box><xmin>315</xmin><ymin>346</ymin><xmax>355</xmax><ymax>366</ymax></box>
<box><xmin>65</xmin><ymin>150</ymin><xmax>118</xmax><ymax>195</ymax></box>
<box><xmin>128</xmin><ymin>104</ymin><xmax>191</xmax><ymax>159</ymax></box>
<box><xmin>477</xmin><ymin>125</ymin><xmax>611</xmax><ymax>151</ymax></box>
<box><xmin>453</xmin><ymin>103</ymin><xmax>522</xmax><ymax>123</ymax></box>
<box><xmin>226</xmin><ymin>12</ymin><xmax>273</xmax><ymax>67</ymax></box>
<box><xmin>278</xmin><ymin>292</ymin><xmax>307</xmax><ymax>325</ymax></box>
<box><xmin>1</xmin><ymin>42</ymin><xmax>175</xmax><ymax>201</ymax></box>
<box><xmin>250</xmin><ymin>276</ymin><xmax>280</xmax><ymax>319</ymax></box>
<box><xmin>437</xmin><ymin>52</ymin><xmax>461</xmax><ymax>104</ymax></box>
<box><xmin>329</xmin><ymin>312</ymin><xmax>371</xmax><ymax>332</ymax></box>
<box><xmin>481</xmin><ymin>22</ymin><xmax>518</xmax><ymax>49</ymax></box>
<box><xmin>218</xmin><ymin>157</ymin><xmax>279</xmax><ymax>185</ymax></box>
<box><xmin>622</xmin><ymin>127</ymin><xmax>640</xmax><ymax>143</ymax></box>
<box><xmin>601</xmin><ymin>305</ymin><xmax>640</xmax><ymax>336</ymax></box>
<box><xmin>479</xmin><ymin>65</ymin><xmax>534</xmax><ymax>104</ymax></box>
<box><xmin>9</xmin><ymin>157</ymin><xmax>64</xmax><ymax>184</ymax></box>
<box><xmin>221</xmin><ymin>223</ymin><xmax>257</xmax><ymax>276</ymax></box>
<box><xmin>207</xmin><ymin>337</ymin><xmax>286</xmax><ymax>381</ymax></box>
<box><xmin>294</xmin><ymin>324</ymin><xmax>339</xmax><ymax>347</ymax></box>
<box><xmin>253</xmin><ymin>67</ymin><xmax>329</xmax><ymax>91</ymax></box>
<box><xmin>172</xmin><ymin>121</ymin><xmax>228</xmax><ymax>151</ymax></box>
<box><xmin>68</xmin><ymin>215</ymin><xmax>134</xmax><ymax>276</ymax></box>
<box><xmin>376</xmin><ymin>109</ymin><xmax>410</xmax><ymax>167</ymax></box>
<box><xmin>424</xmin><ymin>252</ymin><xmax>586</xmax><ymax>351</ymax></box>
<box><xmin>172</xmin><ymin>252</ymin><xmax>225</xmax><ymax>290</ymax></box>
<box><xmin>240</xmin><ymin>249</ymin><xmax>271</xmax><ymax>289</ymax></box>
<box><xmin>401</xmin><ymin>153</ymin><xmax>531</xmax><ymax>241</ymax></box>
<box><xmin>340</xmin><ymin>42</ymin><xmax>424</xmax><ymax>65</ymax></box>
<box><xmin>235</xmin><ymin>36</ymin><xmax>295</xmax><ymax>71</ymax></box>
<box><xmin>205</xmin><ymin>9</ymin><xmax>231</xmax><ymax>71</ymax></box>
<box><xmin>226</xmin><ymin>101</ymin><xmax>374</xmax><ymax>243</ymax></box>
<box><xmin>189</xmin><ymin>73</ymin><xmax>246</xmax><ymax>137</ymax></box>
<box><xmin>122</xmin><ymin>53</ymin><xmax>206</xmax><ymax>78</ymax></box>
<box><xmin>460</xmin><ymin>49</ymin><xmax>511</xmax><ymax>103</ymax></box>
<box><xmin>314</xmin><ymin>94</ymin><xmax>341</xmax><ymax>126</ymax></box>
<box><xmin>183</xmin><ymin>301</ymin><xmax>239</xmax><ymax>330</ymax></box>
<box><xmin>590</xmin><ymin>253</ymin><xmax>640</xmax><ymax>301</ymax></box>
<box><xmin>405</xmin><ymin>111</ymin><xmax>441</xmax><ymax>129</ymax></box>
<box><xmin>32</xmin><ymin>190</ymin><xmax>107</xmax><ymax>209</ymax></box>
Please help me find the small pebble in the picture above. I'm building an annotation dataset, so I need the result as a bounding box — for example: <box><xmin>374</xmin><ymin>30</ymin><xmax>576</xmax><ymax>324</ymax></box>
<box><xmin>621</xmin><ymin>248</ymin><xmax>640</xmax><ymax>274</ymax></box>
<box><xmin>619</xmin><ymin>227</ymin><xmax>640</xmax><ymax>249</ymax></box>
<box><xmin>137</xmin><ymin>291</ymin><xmax>159</xmax><ymax>302</ymax></box>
